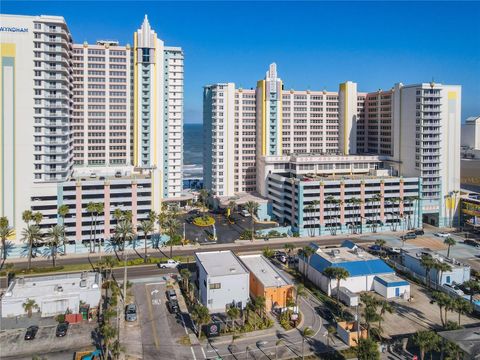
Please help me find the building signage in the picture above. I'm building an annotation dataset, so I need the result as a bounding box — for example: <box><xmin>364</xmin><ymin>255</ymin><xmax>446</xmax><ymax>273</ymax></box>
<box><xmin>204</xmin><ymin>322</ymin><xmax>221</xmax><ymax>337</ymax></box>
<box><xmin>0</xmin><ymin>26</ymin><xmax>29</xmax><ymax>33</ymax></box>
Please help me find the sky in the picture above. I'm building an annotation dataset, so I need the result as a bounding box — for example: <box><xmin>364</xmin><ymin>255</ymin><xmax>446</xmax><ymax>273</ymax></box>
<box><xmin>3</xmin><ymin>1</ymin><xmax>480</xmax><ymax>124</ymax></box>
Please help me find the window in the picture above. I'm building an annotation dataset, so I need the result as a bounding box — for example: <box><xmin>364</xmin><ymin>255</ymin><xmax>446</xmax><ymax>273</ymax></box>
<box><xmin>209</xmin><ymin>283</ymin><xmax>221</xmax><ymax>290</ymax></box>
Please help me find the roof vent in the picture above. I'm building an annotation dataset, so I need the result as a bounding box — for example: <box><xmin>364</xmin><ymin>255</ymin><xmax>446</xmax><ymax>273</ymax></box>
<box><xmin>80</xmin><ymin>280</ymin><xmax>87</xmax><ymax>288</ymax></box>
<box><xmin>229</xmin><ymin>268</ymin><xmax>236</xmax><ymax>273</ymax></box>
<box><xmin>261</xmin><ymin>269</ymin><xmax>266</xmax><ymax>273</ymax></box>
<box><xmin>17</xmin><ymin>277</ymin><xmax>25</xmax><ymax>286</ymax></box>
<box><xmin>54</xmin><ymin>285</ymin><xmax>64</xmax><ymax>292</ymax></box>
<box><xmin>332</xmin><ymin>249</ymin><xmax>341</xmax><ymax>257</ymax></box>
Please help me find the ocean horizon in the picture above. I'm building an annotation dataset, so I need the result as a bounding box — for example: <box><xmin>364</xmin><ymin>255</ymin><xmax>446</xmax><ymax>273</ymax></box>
<box><xmin>183</xmin><ymin>123</ymin><xmax>203</xmax><ymax>179</ymax></box>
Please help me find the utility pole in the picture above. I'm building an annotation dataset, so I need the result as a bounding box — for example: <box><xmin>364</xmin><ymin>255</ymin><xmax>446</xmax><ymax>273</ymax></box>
<box><xmin>123</xmin><ymin>246</ymin><xmax>128</xmax><ymax>305</ymax></box>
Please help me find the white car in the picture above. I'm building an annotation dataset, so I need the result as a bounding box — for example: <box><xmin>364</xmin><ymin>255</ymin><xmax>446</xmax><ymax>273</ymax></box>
<box><xmin>240</xmin><ymin>209</ymin><xmax>251</xmax><ymax>217</ymax></box>
<box><xmin>434</xmin><ymin>232</ymin><xmax>451</xmax><ymax>238</ymax></box>
<box><xmin>442</xmin><ymin>283</ymin><xmax>464</xmax><ymax>296</ymax></box>
<box><xmin>159</xmin><ymin>259</ymin><xmax>179</xmax><ymax>269</ymax></box>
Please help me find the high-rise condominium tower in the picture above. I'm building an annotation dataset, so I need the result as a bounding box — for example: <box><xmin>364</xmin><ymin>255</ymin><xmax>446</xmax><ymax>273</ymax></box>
<box><xmin>71</xmin><ymin>40</ymin><xmax>132</xmax><ymax>167</ymax></box>
<box><xmin>134</xmin><ymin>15</ymin><xmax>184</xmax><ymax>199</ymax></box>
<box><xmin>0</xmin><ymin>14</ymin><xmax>74</xmax><ymax>230</ymax></box>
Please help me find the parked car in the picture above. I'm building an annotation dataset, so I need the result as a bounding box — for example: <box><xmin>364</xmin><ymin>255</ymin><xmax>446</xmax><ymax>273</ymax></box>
<box><xmin>414</xmin><ymin>229</ymin><xmax>425</xmax><ymax>235</ymax></box>
<box><xmin>159</xmin><ymin>259</ymin><xmax>179</xmax><ymax>269</ymax></box>
<box><xmin>167</xmin><ymin>299</ymin><xmax>180</xmax><ymax>314</ymax></box>
<box><xmin>387</xmin><ymin>247</ymin><xmax>401</xmax><ymax>254</ymax></box>
<box><xmin>442</xmin><ymin>283</ymin><xmax>465</xmax><ymax>296</ymax></box>
<box><xmin>114</xmin><ymin>170</ymin><xmax>122</xmax><ymax>178</ymax></box>
<box><xmin>435</xmin><ymin>232</ymin><xmax>451</xmax><ymax>238</ymax></box>
<box><xmin>401</xmin><ymin>233</ymin><xmax>417</xmax><ymax>240</ymax></box>
<box><xmin>240</xmin><ymin>209</ymin><xmax>251</xmax><ymax>217</ymax></box>
<box><xmin>368</xmin><ymin>244</ymin><xmax>382</xmax><ymax>252</ymax></box>
<box><xmin>24</xmin><ymin>325</ymin><xmax>39</xmax><ymax>340</ymax></box>
<box><xmin>166</xmin><ymin>289</ymin><xmax>177</xmax><ymax>302</ymax></box>
<box><xmin>464</xmin><ymin>239</ymin><xmax>480</xmax><ymax>248</ymax></box>
<box><xmin>56</xmin><ymin>322</ymin><xmax>69</xmax><ymax>337</ymax></box>
<box><xmin>256</xmin><ymin>340</ymin><xmax>268</xmax><ymax>347</ymax></box>
<box><xmin>125</xmin><ymin>304</ymin><xmax>137</xmax><ymax>322</ymax></box>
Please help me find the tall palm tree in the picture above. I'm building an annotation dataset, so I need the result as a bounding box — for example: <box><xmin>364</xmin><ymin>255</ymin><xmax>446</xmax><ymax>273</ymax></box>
<box><xmin>94</xmin><ymin>203</ymin><xmax>104</xmax><ymax>254</ymax></box>
<box><xmin>86</xmin><ymin>202</ymin><xmax>97</xmax><ymax>253</ymax></box>
<box><xmin>300</xmin><ymin>246</ymin><xmax>315</xmax><ymax>283</ymax></box>
<box><xmin>157</xmin><ymin>210</ymin><xmax>168</xmax><ymax>248</ymax></box>
<box><xmin>180</xmin><ymin>268</ymin><xmax>192</xmax><ymax>299</ymax></box>
<box><xmin>412</xmin><ymin>330</ymin><xmax>440</xmax><ymax>360</ymax></box>
<box><xmin>443</xmin><ymin>237</ymin><xmax>456</xmax><ymax>258</ymax></box>
<box><xmin>22</xmin><ymin>210</ymin><xmax>33</xmax><ymax>225</ymax></box>
<box><xmin>0</xmin><ymin>216</ymin><xmax>14</xmax><ymax>261</ymax></box>
<box><xmin>22</xmin><ymin>224</ymin><xmax>42</xmax><ymax>270</ymax></box>
<box><xmin>191</xmin><ymin>304</ymin><xmax>210</xmax><ymax>339</ymax></box>
<box><xmin>244</xmin><ymin>201</ymin><xmax>259</xmax><ymax>241</ymax></box>
<box><xmin>301</xmin><ymin>326</ymin><xmax>314</xmax><ymax>360</ymax></box>
<box><xmin>46</xmin><ymin>225</ymin><xmax>64</xmax><ymax>267</ymax></box>
<box><xmin>138</xmin><ymin>220</ymin><xmax>154</xmax><ymax>262</ymax></box>
<box><xmin>463</xmin><ymin>279</ymin><xmax>480</xmax><ymax>304</ymax></box>
<box><xmin>295</xmin><ymin>284</ymin><xmax>306</xmax><ymax>306</ymax></box>
<box><xmin>304</xmin><ymin>204</ymin><xmax>315</xmax><ymax>237</ymax></box>
<box><xmin>323</xmin><ymin>266</ymin><xmax>350</xmax><ymax>305</ymax></box>
<box><xmin>432</xmin><ymin>291</ymin><xmax>449</xmax><ymax>326</ymax></box>
<box><xmin>325</xmin><ymin>195</ymin><xmax>335</xmax><ymax>235</ymax></box>
<box><xmin>166</xmin><ymin>217</ymin><xmax>181</xmax><ymax>258</ymax></box>
<box><xmin>454</xmin><ymin>298</ymin><xmax>473</xmax><ymax>326</ymax></box>
<box><xmin>420</xmin><ymin>254</ymin><xmax>435</xmax><ymax>288</ymax></box>
<box><xmin>32</xmin><ymin>211</ymin><xmax>43</xmax><ymax>225</ymax></box>
<box><xmin>226</xmin><ymin>306</ymin><xmax>240</xmax><ymax>331</ymax></box>
<box><xmin>114</xmin><ymin>220</ymin><xmax>135</xmax><ymax>252</ymax></box>
<box><xmin>375</xmin><ymin>239</ymin><xmax>387</xmax><ymax>258</ymax></box>
<box><xmin>356</xmin><ymin>338</ymin><xmax>380</xmax><ymax>360</ymax></box>
<box><xmin>57</xmin><ymin>204</ymin><xmax>69</xmax><ymax>254</ymax></box>
<box><xmin>199</xmin><ymin>189</ymin><xmax>209</xmax><ymax>213</ymax></box>
<box><xmin>311</xmin><ymin>200</ymin><xmax>321</xmax><ymax>235</ymax></box>
<box><xmin>434</xmin><ymin>261</ymin><xmax>452</xmax><ymax>287</ymax></box>
<box><xmin>228</xmin><ymin>200</ymin><xmax>236</xmax><ymax>217</ymax></box>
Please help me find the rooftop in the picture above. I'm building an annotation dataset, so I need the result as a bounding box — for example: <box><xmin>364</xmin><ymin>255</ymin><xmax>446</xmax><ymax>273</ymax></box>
<box><xmin>240</xmin><ymin>255</ymin><xmax>292</xmax><ymax>288</ymax></box>
<box><xmin>438</xmin><ymin>326</ymin><xmax>480</xmax><ymax>356</ymax></box>
<box><xmin>196</xmin><ymin>250</ymin><xmax>248</xmax><ymax>277</ymax></box>
<box><xmin>374</xmin><ymin>274</ymin><xmax>409</xmax><ymax>288</ymax></box>
<box><xmin>403</xmin><ymin>248</ymin><xmax>469</xmax><ymax>269</ymax></box>
<box><xmin>3</xmin><ymin>272</ymin><xmax>100</xmax><ymax>299</ymax></box>
<box><xmin>306</xmin><ymin>243</ymin><xmax>394</xmax><ymax>277</ymax></box>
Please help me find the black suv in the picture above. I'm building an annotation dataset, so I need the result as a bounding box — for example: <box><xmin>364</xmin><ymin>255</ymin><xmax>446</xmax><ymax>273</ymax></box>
<box><xmin>167</xmin><ymin>299</ymin><xmax>180</xmax><ymax>314</ymax></box>
<box><xmin>55</xmin><ymin>322</ymin><xmax>69</xmax><ymax>337</ymax></box>
<box><xmin>414</xmin><ymin>229</ymin><xmax>425</xmax><ymax>236</ymax></box>
<box><xmin>166</xmin><ymin>289</ymin><xmax>177</xmax><ymax>301</ymax></box>
<box><xmin>24</xmin><ymin>325</ymin><xmax>39</xmax><ymax>340</ymax></box>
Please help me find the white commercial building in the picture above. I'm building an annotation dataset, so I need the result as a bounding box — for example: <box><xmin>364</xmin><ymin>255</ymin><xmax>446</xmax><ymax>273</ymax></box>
<box><xmin>195</xmin><ymin>250</ymin><xmax>250</xmax><ymax>313</ymax></box>
<box><xmin>1</xmin><ymin>272</ymin><xmax>101</xmax><ymax>317</ymax></box>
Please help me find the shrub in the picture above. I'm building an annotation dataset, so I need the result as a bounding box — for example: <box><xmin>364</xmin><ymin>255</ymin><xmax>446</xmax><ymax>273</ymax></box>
<box><xmin>193</xmin><ymin>215</ymin><xmax>215</xmax><ymax>227</ymax></box>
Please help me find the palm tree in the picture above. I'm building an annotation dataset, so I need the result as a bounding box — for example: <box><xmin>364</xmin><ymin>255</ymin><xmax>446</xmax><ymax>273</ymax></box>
<box><xmin>284</xmin><ymin>243</ymin><xmax>294</xmax><ymax>267</ymax></box>
<box><xmin>253</xmin><ymin>295</ymin><xmax>266</xmax><ymax>320</ymax></box>
<box><xmin>420</xmin><ymin>254</ymin><xmax>435</xmax><ymax>288</ymax></box>
<box><xmin>32</xmin><ymin>211</ymin><xmax>43</xmax><ymax>225</ymax></box>
<box><xmin>375</xmin><ymin>239</ymin><xmax>386</xmax><ymax>258</ymax></box>
<box><xmin>166</xmin><ymin>217</ymin><xmax>181</xmax><ymax>258</ymax></box>
<box><xmin>432</xmin><ymin>291</ymin><xmax>449</xmax><ymax>326</ymax></box>
<box><xmin>114</xmin><ymin>220</ymin><xmax>135</xmax><ymax>252</ymax></box>
<box><xmin>100</xmin><ymin>322</ymin><xmax>117</xmax><ymax>359</ymax></box>
<box><xmin>304</xmin><ymin>204</ymin><xmax>315</xmax><ymax>237</ymax></box>
<box><xmin>46</xmin><ymin>225</ymin><xmax>64</xmax><ymax>267</ymax></box>
<box><xmin>412</xmin><ymin>330</ymin><xmax>440</xmax><ymax>360</ymax></box>
<box><xmin>22</xmin><ymin>298</ymin><xmax>39</xmax><ymax>317</ymax></box>
<box><xmin>301</xmin><ymin>326</ymin><xmax>314</xmax><ymax>360</ymax></box>
<box><xmin>378</xmin><ymin>300</ymin><xmax>394</xmax><ymax>332</ymax></box>
<box><xmin>199</xmin><ymin>189</ymin><xmax>209</xmax><ymax>213</ymax></box>
<box><xmin>360</xmin><ymin>294</ymin><xmax>381</xmax><ymax>337</ymax></box>
<box><xmin>300</xmin><ymin>245</ymin><xmax>315</xmax><ymax>283</ymax></box>
<box><xmin>94</xmin><ymin>203</ymin><xmax>104</xmax><ymax>254</ymax></box>
<box><xmin>244</xmin><ymin>201</ymin><xmax>259</xmax><ymax>241</ymax></box>
<box><xmin>444</xmin><ymin>237</ymin><xmax>456</xmax><ymax>258</ymax></box>
<box><xmin>22</xmin><ymin>210</ymin><xmax>33</xmax><ymax>225</ymax></box>
<box><xmin>228</xmin><ymin>200</ymin><xmax>236</xmax><ymax>217</ymax></box>
<box><xmin>138</xmin><ymin>220</ymin><xmax>154</xmax><ymax>262</ymax></box>
<box><xmin>454</xmin><ymin>298</ymin><xmax>473</xmax><ymax>326</ymax></box>
<box><xmin>323</xmin><ymin>266</ymin><xmax>350</xmax><ymax>305</ymax></box>
<box><xmin>191</xmin><ymin>304</ymin><xmax>210</xmax><ymax>339</ymax></box>
<box><xmin>295</xmin><ymin>284</ymin><xmax>306</xmax><ymax>306</ymax></box>
<box><xmin>57</xmin><ymin>204</ymin><xmax>69</xmax><ymax>254</ymax></box>
<box><xmin>310</xmin><ymin>200</ymin><xmax>321</xmax><ymax>235</ymax></box>
<box><xmin>22</xmin><ymin>224</ymin><xmax>42</xmax><ymax>270</ymax></box>
<box><xmin>0</xmin><ymin>216</ymin><xmax>14</xmax><ymax>261</ymax></box>
<box><xmin>262</xmin><ymin>247</ymin><xmax>274</xmax><ymax>259</ymax></box>
<box><xmin>434</xmin><ymin>261</ymin><xmax>452</xmax><ymax>287</ymax></box>
<box><xmin>226</xmin><ymin>306</ymin><xmax>240</xmax><ymax>331</ymax></box>
<box><xmin>463</xmin><ymin>279</ymin><xmax>480</xmax><ymax>304</ymax></box>
<box><xmin>86</xmin><ymin>202</ymin><xmax>97</xmax><ymax>253</ymax></box>
<box><xmin>356</xmin><ymin>338</ymin><xmax>380</xmax><ymax>360</ymax></box>
<box><xmin>180</xmin><ymin>268</ymin><xmax>192</xmax><ymax>299</ymax></box>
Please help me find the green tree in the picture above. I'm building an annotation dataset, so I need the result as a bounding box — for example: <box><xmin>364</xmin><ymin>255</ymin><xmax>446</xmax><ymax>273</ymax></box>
<box><xmin>300</xmin><ymin>245</ymin><xmax>315</xmax><ymax>283</ymax></box>
<box><xmin>191</xmin><ymin>304</ymin><xmax>210</xmax><ymax>339</ymax></box>
<box><xmin>434</xmin><ymin>261</ymin><xmax>452</xmax><ymax>286</ymax></box>
<box><xmin>453</xmin><ymin>297</ymin><xmax>473</xmax><ymax>326</ymax></box>
<box><xmin>323</xmin><ymin>266</ymin><xmax>350</xmax><ymax>305</ymax></box>
<box><xmin>295</xmin><ymin>283</ymin><xmax>306</xmax><ymax>306</ymax></box>
<box><xmin>262</xmin><ymin>246</ymin><xmax>274</xmax><ymax>259</ymax></box>
<box><xmin>412</xmin><ymin>330</ymin><xmax>440</xmax><ymax>360</ymax></box>
<box><xmin>326</xmin><ymin>325</ymin><xmax>336</xmax><ymax>347</ymax></box>
<box><xmin>244</xmin><ymin>201</ymin><xmax>260</xmax><ymax>241</ymax></box>
<box><xmin>0</xmin><ymin>216</ymin><xmax>14</xmax><ymax>261</ymax></box>
<box><xmin>22</xmin><ymin>298</ymin><xmax>39</xmax><ymax>317</ymax></box>
<box><xmin>100</xmin><ymin>322</ymin><xmax>117</xmax><ymax>359</ymax></box>
<box><xmin>114</xmin><ymin>220</ymin><xmax>135</xmax><ymax>252</ymax></box>
<box><xmin>46</xmin><ymin>225</ymin><xmax>64</xmax><ymax>267</ymax></box>
<box><xmin>138</xmin><ymin>219</ymin><xmax>154</xmax><ymax>263</ymax></box>
<box><xmin>86</xmin><ymin>202</ymin><xmax>97</xmax><ymax>253</ymax></box>
<box><xmin>253</xmin><ymin>295</ymin><xmax>266</xmax><ymax>320</ymax></box>
<box><xmin>179</xmin><ymin>268</ymin><xmax>192</xmax><ymax>300</ymax></box>
<box><xmin>444</xmin><ymin>237</ymin><xmax>456</xmax><ymax>258</ymax></box>
<box><xmin>57</xmin><ymin>204</ymin><xmax>69</xmax><ymax>255</ymax></box>
<box><xmin>356</xmin><ymin>338</ymin><xmax>380</xmax><ymax>360</ymax></box>
<box><xmin>375</xmin><ymin>239</ymin><xmax>386</xmax><ymax>258</ymax></box>
<box><xmin>463</xmin><ymin>279</ymin><xmax>480</xmax><ymax>304</ymax></box>
<box><xmin>22</xmin><ymin>224</ymin><xmax>42</xmax><ymax>270</ymax></box>
<box><xmin>32</xmin><ymin>212</ymin><xmax>43</xmax><ymax>225</ymax></box>
<box><xmin>165</xmin><ymin>217</ymin><xmax>181</xmax><ymax>258</ymax></box>
<box><xmin>198</xmin><ymin>189</ymin><xmax>209</xmax><ymax>213</ymax></box>
<box><xmin>420</xmin><ymin>254</ymin><xmax>435</xmax><ymax>288</ymax></box>
<box><xmin>22</xmin><ymin>210</ymin><xmax>33</xmax><ymax>225</ymax></box>
<box><xmin>226</xmin><ymin>306</ymin><xmax>240</xmax><ymax>332</ymax></box>
<box><xmin>301</xmin><ymin>327</ymin><xmax>314</xmax><ymax>360</ymax></box>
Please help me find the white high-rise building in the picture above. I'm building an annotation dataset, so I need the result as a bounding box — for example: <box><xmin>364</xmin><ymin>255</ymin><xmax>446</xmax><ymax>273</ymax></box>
<box><xmin>0</xmin><ymin>14</ymin><xmax>74</xmax><ymax>235</ymax></box>
<box><xmin>133</xmin><ymin>15</ymin><xmax>184</xmax><ymax>200</ymax></box>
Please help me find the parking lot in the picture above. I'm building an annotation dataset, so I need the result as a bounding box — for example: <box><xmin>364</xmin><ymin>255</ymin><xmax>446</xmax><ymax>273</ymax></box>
<box><xmin>0</xmin><ymin>321</ymin><xmax>96</xmax><ymax>359</ymax></box>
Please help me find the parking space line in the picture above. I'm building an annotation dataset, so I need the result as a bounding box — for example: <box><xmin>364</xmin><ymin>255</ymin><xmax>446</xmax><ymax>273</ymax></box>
<box><xmin>144</xmin><ymin>284</ymin><xmax>160</xmax><ymax>350</ymax></box>
<box><xmin>190</xmin><ymin>346</ymin><xmax>197</xmax><ymax>360</ymax></box>
<box><xmin>201</xmin><ymin>346</ymin><xmax>206</xmax><ymax>358</ymax></box>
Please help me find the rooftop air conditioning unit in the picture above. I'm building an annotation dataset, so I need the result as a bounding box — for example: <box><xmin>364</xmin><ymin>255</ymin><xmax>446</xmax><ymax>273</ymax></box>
<box><xmin>55</xmin><ymin>285</ymin><xmax>64</xmax><ymax>292</ymax></box>
<box><xmin>79</xmin><ymin>279</ymin><xmax>87</xmax><ymax>288</ymax></box>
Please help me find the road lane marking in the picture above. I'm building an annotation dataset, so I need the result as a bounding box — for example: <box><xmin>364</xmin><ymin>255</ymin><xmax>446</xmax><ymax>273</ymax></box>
<box><xmin>190</xmin><ymin>346</ymin><xmax>197</xmax><ymax>360</ymax></box>
<box><xmin>145</xmin><ymin>284</ymin><xmax>160</xmax><ymax>350</ymax></box>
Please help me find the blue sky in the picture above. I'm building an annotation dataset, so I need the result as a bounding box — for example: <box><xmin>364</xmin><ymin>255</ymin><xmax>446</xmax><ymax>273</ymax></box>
<box><xmin>4</xmin><ymin>1</ymin><xmax>480</xmax><ymax>123</ymax></box>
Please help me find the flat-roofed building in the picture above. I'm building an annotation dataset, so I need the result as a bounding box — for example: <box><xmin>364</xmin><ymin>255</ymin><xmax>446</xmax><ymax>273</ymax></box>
<box><xmin>1</xmin><ymin>272</ymin><xmax>101</xmax><ymax>317</ymax></box>
<box><xmin>240</xmin><ymin>254</ymin><xmax>294</xmax><ymax>311</ymax></box>
<box><xmin>195</xmin><ymin>250</ymin><xmax>250</xmax><ymax>313</ymax></box>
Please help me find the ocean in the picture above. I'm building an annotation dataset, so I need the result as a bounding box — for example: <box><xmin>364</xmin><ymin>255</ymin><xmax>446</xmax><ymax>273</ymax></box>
<box><xmin>183</xmin><ymin>123</ymin><xmax>203</xmax><ymax>179</ymax></box>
